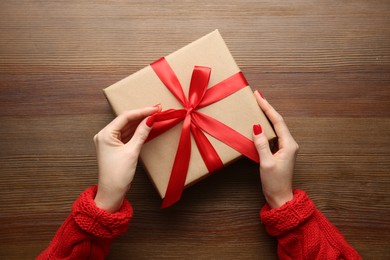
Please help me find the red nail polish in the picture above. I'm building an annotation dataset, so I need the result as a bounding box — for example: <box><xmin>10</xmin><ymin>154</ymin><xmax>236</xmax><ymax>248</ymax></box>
<box><xmin>146</xmin><ymin>116</ymin><xmax>155</xmax><ymax>127</ymax></box>
<box><xmin>256</xmin><ymin>90</ymin><xmax>265</xmax><ymax>99</ymax></box>
<box><xmin>153</xmin><ymin>103</ymin><xmax>162</xmax><ymax>112</ymax></box>
<box><xmin>253</xmin><ymin>124</ymin><xmax>263</xmax><ymax>135</ymax></box>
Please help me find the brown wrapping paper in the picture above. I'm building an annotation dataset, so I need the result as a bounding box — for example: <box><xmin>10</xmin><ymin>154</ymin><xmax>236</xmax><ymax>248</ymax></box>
<box><xmin>103</xmin><ymin>30</ymin><xmax>276</xmax><ymax>199</ymax></box>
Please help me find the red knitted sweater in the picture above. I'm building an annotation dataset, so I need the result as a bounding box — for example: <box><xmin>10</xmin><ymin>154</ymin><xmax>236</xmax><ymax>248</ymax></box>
<box><xmin>37</xmin><ymin>187</ymin><xmax>361</xmax><ymax>259</ymax></box>
<box><xmin>260</xmin><ymin>189</ymin><xmax>361</xmax><ymax>259</ymax></box>
<box><xmin>37</xmin><ymin>186</ymin><xmax>133</xmax><ymax>259</ymax></box>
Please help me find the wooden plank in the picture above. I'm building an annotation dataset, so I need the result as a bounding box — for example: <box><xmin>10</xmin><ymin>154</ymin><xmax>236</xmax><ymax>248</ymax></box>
<box><xmin>0</xmin><ymin>0</ymin><xmax>389</xmax><ymax>259</ymax></box>
<box><xmin>0</xmin><ymin>116</ymin><xmax>389</xmax><ymax>259</ymax></box>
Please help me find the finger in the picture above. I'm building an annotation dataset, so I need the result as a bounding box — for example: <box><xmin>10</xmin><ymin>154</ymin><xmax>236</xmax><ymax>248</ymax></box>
<box><xmin>107</xmin><ymin>105</ymin><xmax>161</xmax><ymax>133</ymax></box>
<box><xmin>253</xmin><ymin>124</ymin><xmax>273</xmax><ymax>164</ymax></box>
<box><xmin>126</xmin><ymin>117</ymin><xmax>153</xmax><ymax>155</ymax></box>
<box><xmin>254</xmin><ymin>91</ymin><xmax>294</xmax><ymax>143</ymax></box>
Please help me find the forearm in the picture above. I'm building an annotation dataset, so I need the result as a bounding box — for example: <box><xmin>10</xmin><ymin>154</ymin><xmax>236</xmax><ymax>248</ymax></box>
<box><xmin>37</xmin><ymin>186</ymin><xmax>133</xmax><ymax>259</ymax></box>
<box><xmin>260</xmin><ymin>189</ymin><xmax>361</xmax><ymax>260</ymax></box>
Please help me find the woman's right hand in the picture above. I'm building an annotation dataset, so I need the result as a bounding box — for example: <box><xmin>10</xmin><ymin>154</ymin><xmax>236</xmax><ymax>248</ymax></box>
<box><xmin>93</xmin><ymin>105</ymin><xmax>161</xmax><ymax>213</ymax></box>
<box><xmin>252</xmin><ymin>90</ymin><xmax>299</xmax><ymax>209</ymax></box>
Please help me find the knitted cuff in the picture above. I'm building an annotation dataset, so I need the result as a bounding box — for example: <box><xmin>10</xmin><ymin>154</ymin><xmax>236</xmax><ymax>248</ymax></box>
<box><xmin>72</xmin><ymin>186</ymin><xmax>133</xmax><ymax>239</ymax></box>
<box><xmin>260</xmin><ymin>189</ymin><xmax>315</xmax><ymax>237</ymax></box>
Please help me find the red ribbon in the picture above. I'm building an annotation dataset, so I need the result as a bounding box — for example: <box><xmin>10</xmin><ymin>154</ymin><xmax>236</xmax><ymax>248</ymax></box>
<box><xmin>148</xmin><ymin>57</ymin><xmax>259</xmax><ymax>208</ymax></box>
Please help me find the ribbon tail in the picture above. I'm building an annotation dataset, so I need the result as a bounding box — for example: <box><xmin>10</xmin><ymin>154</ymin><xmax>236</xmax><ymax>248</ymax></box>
<box><xmin>190</xmin><ymin>122</ymin><xmax>223</xmax><ymax>173</ymax></box>
<box><xmin>161</xmin><ymin>114</ymin><xmax>192</xmax><ymax>208</ymax></box>
<box><xmin>192</xmin><ymin>112</ymin><xmax>259</xmax><ymax>163</ymax></box>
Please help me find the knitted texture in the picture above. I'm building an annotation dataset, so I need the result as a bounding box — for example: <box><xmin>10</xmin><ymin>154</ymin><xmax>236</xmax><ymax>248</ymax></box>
<box><xmin>37</xmin><ymin>186</ymin><xmax>133</xmax><ymax>259</ymax></box>
<box><xmin>260</xmin><ymin>189</ymin><xmax>315</xmax><ymax>237</ymax></box>
<box><xmin>38</xmin><ymin>187</ymin><xmax>361</xmax><ymax>259</ymax></box>
<box><xmin>72</xmin><ymin>185</ymin><xmax>133</xmax><ymax>238</ymax></box>
<box><xmin>260</xmin><ymin>189</ymin><xmax>362</xmax><ymax>260</ymax></box>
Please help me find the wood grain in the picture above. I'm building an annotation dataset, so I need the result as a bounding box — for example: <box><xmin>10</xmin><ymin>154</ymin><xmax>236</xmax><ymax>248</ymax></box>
<box><xmin>0</xmin><ymin>0</ymin><xmax>389</xmax><ymax>259</ymax></box>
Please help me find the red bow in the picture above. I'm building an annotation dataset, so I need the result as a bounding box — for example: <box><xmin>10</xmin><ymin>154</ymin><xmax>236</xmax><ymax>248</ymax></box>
<box><xmin>148</xmin><ymin>57</ymin><xmax>259</xmax><ymax>208</ymax></box>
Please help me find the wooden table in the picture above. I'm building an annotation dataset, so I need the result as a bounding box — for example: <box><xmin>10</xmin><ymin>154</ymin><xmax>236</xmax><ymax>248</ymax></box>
<box><xmin>1</xmin><ymin>1</ymin><xmax>389</xmax><ymax>259</ymax></box>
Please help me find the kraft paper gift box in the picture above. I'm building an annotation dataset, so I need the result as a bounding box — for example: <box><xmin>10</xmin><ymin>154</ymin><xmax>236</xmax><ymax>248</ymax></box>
<box><xmin>103</xmin><ymin>30</ymin><xmax>276</xmax><ymax>207</ymax></box>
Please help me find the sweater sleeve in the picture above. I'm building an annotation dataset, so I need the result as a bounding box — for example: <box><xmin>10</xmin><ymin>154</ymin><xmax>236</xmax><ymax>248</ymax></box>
<box><xmin>260</xmin><ymin>189</ymin><xmax>361</xmax><ymax>260</ymax></box>
<box><xmin>37</xmin><ymin>186</ymin><xmax>133</xmax><ymax>260</ymax></box>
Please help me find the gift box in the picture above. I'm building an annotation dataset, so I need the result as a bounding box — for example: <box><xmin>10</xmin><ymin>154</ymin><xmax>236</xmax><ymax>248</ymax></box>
<box><xmin>103</xmin><ymin>30</ymin><xmax>276</xmax><ymax>207</ymax></box>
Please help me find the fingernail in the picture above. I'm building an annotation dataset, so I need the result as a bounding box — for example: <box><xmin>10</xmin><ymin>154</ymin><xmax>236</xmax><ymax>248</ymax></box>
<box><xmin>256</xmin><ymin>90</ymin><xmax>265</xmax><ymax>99</ymax></box>
<box><xmin>146</xmin><ymin>116</ymin><xmax>155</xmax><ymax>127</ymax></box>
<box><xmin>253</xmin><ymin>124</ymin><xmax>263</xmax><ymax>135</ymax></box>
<box><xmin>153</xmin><ymin>103</ymin><xmax>162</xmax><ymax>112</ymax></box>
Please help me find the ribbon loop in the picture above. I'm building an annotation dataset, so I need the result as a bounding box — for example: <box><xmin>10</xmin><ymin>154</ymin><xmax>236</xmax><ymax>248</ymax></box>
<box><xmin>151</xmin><ymin>58</ymin><xmax>188</xmax><ymax>107</ymax></box>
<box><xmin>188</xmin><ymin>66</ymin><xmax>211</xmax><ymax>109</ymax></box>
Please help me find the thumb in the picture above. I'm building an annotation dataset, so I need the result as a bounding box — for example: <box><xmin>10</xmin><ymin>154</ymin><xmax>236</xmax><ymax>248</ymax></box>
<box><xmin>126</xmin><ymin>116</ymin><xmax>154</xmax><ymax>155</ymax></box>
<box><xmin>253</xmin><ymin>124</ymin><xmax>273</xmax><ymax>163</ymax></box>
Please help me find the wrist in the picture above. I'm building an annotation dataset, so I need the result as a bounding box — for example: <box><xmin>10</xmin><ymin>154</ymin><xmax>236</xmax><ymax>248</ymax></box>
<box><xmin>265</xmin><ymin>191</ymin><xmax>294</xmax><ymax>209</ymax></box>
<box><xmin>94</xmin><ymin>185</ymin><xmax>127</xmax><ymax>213</ymax></box>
